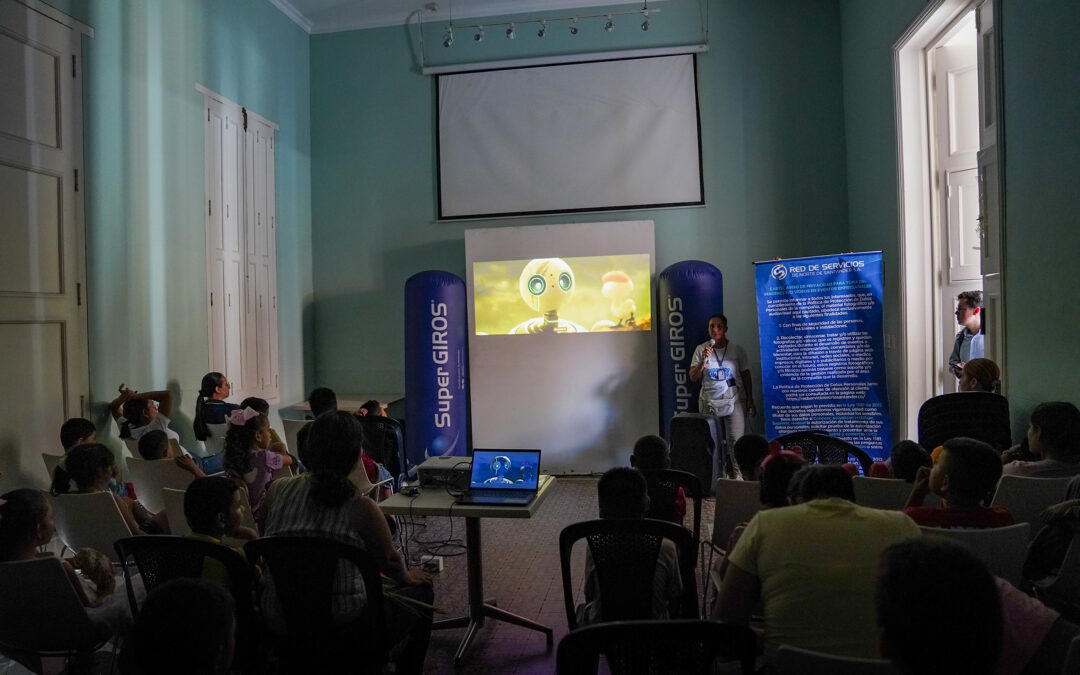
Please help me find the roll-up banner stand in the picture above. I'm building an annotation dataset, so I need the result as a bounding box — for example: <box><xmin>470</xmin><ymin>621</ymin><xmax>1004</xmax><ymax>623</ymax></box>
<box><xmin>753</xmin><ymin>252</ymin><xmax>890</xmax><ymax>460</ymax></box>
<box><xmin>656</xmin><ymin>261</ymin><xmax>724</xmax><ymax>441</ymax></box>
<box><xmin>404</xmin><ymin>271</ymin><xmax>469</xmax><ymax>467</ymax></box>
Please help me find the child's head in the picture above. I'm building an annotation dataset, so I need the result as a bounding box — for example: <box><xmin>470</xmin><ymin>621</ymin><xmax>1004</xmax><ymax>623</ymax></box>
<box><xmin>629</xmin><ymin>435</ymin><xmax>670</xmax><ymax>470</ymax></box>
<box><xmin>132</xmin><ymin>578</ymin><xmax>236</xmax><ymax>675</ymax></box>
<box><xmin>65</xmin><ymin>443</ymin><xmax>116</xmax><ymax>491</ymax></box>
<box><xmin>223</xmin><ymin>409</ymin><xmax>269</xmax><ymax>475</ymax></box>
<box><xmin>959</xmin><ymin>358</ymin><xmax>1001</xmax><ymax>394</ymax></box>
<box><xmin>1028</xmin><ymin>401</ymin><xmax>1080</xmax><ymax>462</ymax></box>
<box><xmin>733</xmin><ymin>434</ymin><xmax>769</xmax><ymax>480</ymax></box>
<box><xmin>184</xmin><ymin>477</ymin><xmax>244</xmax><ymax>538</ymax></box>
<box><xmin>890</xmin><ymin>440</ymin><xmax>931</xmax><ymax>483</ymax></box>
<box><xmin>758</xmin><ymin>450</ymin><xmax>805</xmax><ymax>508</ymax></box>
<box><xmin>791</xmin><ymin>464</ymin><xmax>856</xmax><ymax>503</ymax></box>
<box><xmin>138</xmin><ymin>429</ymin><xmax>171</xmax><ymax>460</ymax></box>
<box><xmin>308</xmin><ymin>387</ymin><xmax>338</xmax><ymax>418</ymax></box>
<box><xmin>877</xmin><ymin>538</ymin><xmax>1001</xmax><ymax>674</ymax></box>
<box><xmin>597</xmin><ymin>467</ymin><xmax>649</xmax><ymax>519</ymax></box>
<box><xmin>930</xmin><ymin>437</ymin><xmax>1002</xmax><ymax>506</ymax></box>
<box><xmin>60</xmin><ymin>418</ymin><xmax>96</xmax><ymax>451</ymax></box>
<box><xmin>239</xmin><ymin>397</ymin><xmax>270</xmax><ymax>416</ymax></box>
<box><xmin>0</xmin><ymin>489</ymin><xmax>53</xmax><ymax>562</ymax></box>
<box><xmin>122</xmin><ymin>396</ymin><xmax>156</xmax><ymax>427</ymax></box>
<box><xmin>359</xmin><ymin>399</ymin><xmax>387</xmax><ymax>417</ymax></box>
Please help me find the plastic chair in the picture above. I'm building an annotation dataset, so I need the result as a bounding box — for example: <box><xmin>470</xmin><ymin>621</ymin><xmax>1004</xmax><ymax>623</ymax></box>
<box><xmin>1032</xmin><ymin>531</ymin><xmax>1080</xmax><ymax>616</ymax></box>
<box><xmin>991</xmin><ymin>475</ymin><xmax>1074</xmax><ymax>541</ymax></box>
<box><xmin>244</xmin><ymin>535</ymin><xmax>388</xmax><ymax>673</ymax></box>
<box><xmin>709</xmin><ymin>479</ymin><xmax>761</xmax><ymax>552</ymax></box>
<box><xmin>852</xmin><ymin>476</ymin><xmax>914</xmax><ymax>510</ymax></box>
<box><xmin>41</xmin><ymin>452</ymin><xmax>63</xmax><ymax>481</ymax></box>
<box><xmin>0</xmin><ymin>558</ymin><xmax>112</xmax><ymax>672</ymax></box>
<box><xmin>556</xmin><ymin>619</ymin><xmax>757</xmax><ymax>675</ymax></box>
<box><xmin>641</xmin><ymin>469</ymin><xmax>703</xmax><ymax>564</ymax></box>
<box><xmin>919</xmin><ymin>523</ymin><xmax>1031</xmax><ymax>586</ymax></box>
<box><xmin>917</xmin><ymin>391</ymin><xmax>1011</xmax><ymax>452</ymax></box>
<box><xmin>1064</xmin><ymin>635</ymin><xmax>1080</xmax><ymax>675</ymax></box>
<box><xmin>51</xmin><ymin>491</ymin><xmax>133</xmax><ymax>562</ymax></box>
<box><xmin>559</xmin><ymin>518</ymin><xmax>697</xmax><ymax>631</ymax></box>
<box><xmin>771</xmin><ymin>431</ymin><xmax>873</xmax><ymax>475</ymax></box>
<box><xmin>161</xmin><ymin>487</ymin><xmax>191</xmax><ymax>536</ymax></box>
<box><xmin>670</xmin><ymin>413</ymin><xmax>724</xmax><ymax>495</ymax></box>
<box><xmin>125</xmin><ymin>456</ymin><xmax>196</xmax><ymax>514</ymax></box>
<box><xmin>356</xmin><ymin>415</ymin><xmax>411</xmax><ymax>487</ymax></box>
<box><xmin>280</xmin><ymin>418</ymin><xmax>309</xmax><ymax>459</ymax></box>
<box><xmin>199</xmin><ymin>422</ymin><xmax>229</xmax><ymax>458</ymax></box>
<box><xmin>774</xmin><ymin>644</ymin><xmax>900</xmax><ymax>674</ymax></box>
<box><xmin>114</xmin><ymin>535</ymin><xmax>259</xmax><ymax>671</ymax></box>
<box><xmin>349</xmin><ymin>462</ymin><xmax>395</xmax><ymax>502</ymax></box>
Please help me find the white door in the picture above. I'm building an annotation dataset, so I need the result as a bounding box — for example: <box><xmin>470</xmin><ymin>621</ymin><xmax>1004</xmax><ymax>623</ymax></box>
<box><xmin>0</xmin><ymin>0</ymin><xmax>88</xmax><ymax>490</ymax></box>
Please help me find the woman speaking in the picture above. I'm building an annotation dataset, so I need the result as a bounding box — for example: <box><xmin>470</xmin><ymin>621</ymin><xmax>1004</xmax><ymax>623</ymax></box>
<box><xmin>689</xmin><ymin>314</ymin><xmax>756</xmax><ymax>474</ymax></box>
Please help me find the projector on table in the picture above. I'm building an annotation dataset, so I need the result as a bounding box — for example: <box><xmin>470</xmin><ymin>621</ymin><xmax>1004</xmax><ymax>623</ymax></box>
<box><xmin>417</xmin><ymin>455</ymin><xmax>472</xmax><ymax>490</ymax></box>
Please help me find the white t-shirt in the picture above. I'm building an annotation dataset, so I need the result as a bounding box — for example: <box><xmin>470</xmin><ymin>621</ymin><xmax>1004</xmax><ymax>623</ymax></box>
<box><xmin>690</xmin><ymin>339</ymin><xmax>749</xmax><ymax>416</ymax></box>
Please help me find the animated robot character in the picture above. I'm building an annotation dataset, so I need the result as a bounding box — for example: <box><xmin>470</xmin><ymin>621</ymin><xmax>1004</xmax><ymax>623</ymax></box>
<box><xmin>509</xmin><ymin>258</ymin><xmax>587</xmax><ymax>334</ymax></box>
<box><xmin>482</xmin><ymin>455</ymin><xmax>515</xmax><ymax>484</ymax></box>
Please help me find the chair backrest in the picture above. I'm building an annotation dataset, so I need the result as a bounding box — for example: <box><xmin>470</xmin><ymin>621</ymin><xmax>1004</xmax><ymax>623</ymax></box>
<box><xmin>161</xmin><ymin>487</ymin><xmax>191</xmax><ymax>536</ymax></box>
<box><xmin>556</xmin><ymin>619</ymin><xmax>757</xmax><ymax>675</ymax></box>
<box><xmin>669</xmin><ymin>413</ymin><xmax>722</xmax><ymax>495</ymax></box>
<box><xmin>199</xmin><ymin>422</ymin><xmax>229</xmax><ymax>458</ymax></box>
<box><xmin>1033</xmin><ymin>530</ymin><xmax>1080</xmax><ymax>602</ymax></box>
<box><xmin>51</xmin><ymin>491</ymin><xmax>133</xmax><ymax>562</ymax></box>
<box><xmin>0</xmin><ymin>558</ymin><xmax>111</xmax><ymax>655</ymax></box>
<box><xmin>919</xmin><ymin>523</ymin><xmax>1031</xmax><ymax>586</ymax></box>
<box><xmin>126</xmin><ymin>457</ymin><xmax>196</xmax><ymax>513</ymax></box>
<box><xmin>917</xmin><ymin>391</ymin><xmax>1011</xmax><ymax>452</ymax></box>
<box><xmin>356</xmin><ymin>415</ymin><xmax>408</xmax><ymax>485</ymax></box>
<box><xmin>991</xmin><ymin>474</ymin><xmax>1074</xmax><ymax>541</ymax></box>
<box><xmin>42</xmin><ymin>452</ymin><xmax>64</xmax><ymax>481</ymax></box>
<box><xmin>711</xmin><ymin>479</ymin><xmax>762</xmax><ymax>548</ymax></box>
<box><xmin>1064</xmin><ymin>635</ymin><xmax>1080</xmax><ymax>675</ymax></box>
<box><xmin>244</xmin><ymin>535</ymin><xmax>387</xmax><ymax>667</ymax></box>
<box><xmin>559</xmin><ymin>518</ymin><xmax>697</xmax><ymax>631</ymax></box>
<box><xmin>771</xmin><ymin>431</ymin><xmax>873</xmax><ymax>474</ymax></box>
<box><xmin>852</xmin><ymin>476</ymin><xmax>914</xmax><ymax>510</ymax></box>
<box><xmin>280</xmin><ymin>418</ymin><xmax>309</xmax><ymax>459</ymax></box>
<box><xmin>641</xmin><ymin>468</ymin><xmax>703</xmax><ymax>565</ymax></box>
<box><xmin>774</xmin><ymin>644</ymin><xmax>901</xmax><ymax>674</ymax></box>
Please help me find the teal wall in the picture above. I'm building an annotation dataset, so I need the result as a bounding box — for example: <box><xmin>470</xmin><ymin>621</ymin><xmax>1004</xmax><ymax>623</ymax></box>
<box><xmin>1000</xmin><ymin>0</ymin><xmax>1080</xmax><ymax>426</ymax></box>
<box><xmin>48</xmin><ymin>0</ymin><xmax>312</xmax><ymax>446</ymax></box>
<box><xmin>309</xmin><ymin>0</ymin><xmax>851</xmax><ymax>432</ymax></box>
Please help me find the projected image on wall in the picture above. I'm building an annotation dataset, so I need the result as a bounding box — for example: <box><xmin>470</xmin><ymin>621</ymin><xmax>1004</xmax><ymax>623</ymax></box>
<box><xmin>473</xmin><ymin>254</ymin><xmax>652</xmax><ymax>335</ymax></box>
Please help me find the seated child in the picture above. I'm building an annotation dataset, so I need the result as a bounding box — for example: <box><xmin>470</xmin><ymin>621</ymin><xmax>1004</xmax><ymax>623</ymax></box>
<box><xmin>878</xmin><ymin>440</ymin><xmax>932</xmax><ymax>482</ymax></box>
<box><xmin>138</xmin><ymin>430</ymin><xmax>205</xmax><ymax>479</ymax></box>
<box><xmin>51</xmin><ymin>417</ymin><xmax>130</xmax><ymax>497</ymax></box>
<box><xmin>239</xmin><ymin>397</ymin><xmax>288</xmax><ymax>455</ymax></box>
<box><xmin>629</xmin><ymin>435</ymin><xmax>685</xmax><ymax>523</ymax></box>
<box><xmin>732</xmin><ymin>434</ymin><xmax>769</xmax><ymax>481</ymax></box>
<box><xmin>223</xmin><ymin>409</ymin><xmax>293</xmax><ymax>519</ymax></box>
<box><xmin>904</xmin><ymin>436</ymin><xmax>1013</xmax><ymax>527</ymax></box>
<box><xmin>184</xmin><ymin>477</ymin><xmax>257</xmax><ymax>586</ymax></box>
<box><xmin>577</xmin><ymin>467</ymin><xmax>683</xmax><ymax>626</ymax></box>
<box><xmin>61</xmin><ymin>443</ymin><xmax>170</xmax><ymax>535</ymax></box>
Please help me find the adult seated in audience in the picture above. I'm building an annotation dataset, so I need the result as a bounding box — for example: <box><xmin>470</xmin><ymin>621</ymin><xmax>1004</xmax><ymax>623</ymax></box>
<box><xmin>260</xmin><ymin>411</ymin><xmax>433</xmax><ymax>675</ymax></box>
<box><xmin>193</xmin><ymin>372</ymin><xmax>240</xmax><ymax>457</ymax></box>
<box><xmin>733</xmin><ymin>434</ymin><xmax>769</xmax><ymax>481</ymax></box>
<box><xmin>128</xmin><ymin>578</ymin><xmax>236</xmax><ymax>675</ymax></box>
<box><xmin>307</xmin><ymin>386</ymin><xmax>393</xmax><ymax>488</ymax></box>
<box><xmin>877</xmin><ymin>537</ymin><xmax>1001</xmax><ymax>674</ymax></box>
<box><xmin>356</xmin><ymin>399</ymin><xmax>389</xmax><ymax>417</ymax></box>
<box><xmin>577</xmin><ymin>467</ymin><xmax>682</xmax><ymax>626</ymax></box>
<box><xmin>903</xmin><ymin>437</ymin><xmax>1013</xmax><ymax>528</ymax></box>
<box><xmin>1003</xmin><ymin>402</ymin><xmax>1080</xmax><ymax>478</ymax></box>
<box><xmin>715</xmin><ymin>464</ymin><xmax>920</xmax><ymax>659</ymax></box>
<box><xmin>870</xmin><ymin>440</ymin><xmax>932</xmax><ymax>481</ymax></box>
<box><xmin>115</xmin><ymin>383</ymin><xmax>225</xmax><ymax>474</ymax></box>
<box><xmin>629</xmin><ymin>434</ymin><xmax>685</xmax><ymax>523</ymax></box>
<box><xmin>137</xmin><ymin>430</ymin><xmax>205</xmax><ymax>479</ymax></box>
<box><xmin>307</xmin><ymin>386</ymin><xmax>338</xmax><ymax>418</ymax></box>
<box><xmin>59</xmin><ymin>443</ymin><xmax>169</xmax><ymax>535</ymax></box>
<box><xmin>960</xmin><ymin>357</ymin><xmax>1002</xmax><ymax>394</ymax></box>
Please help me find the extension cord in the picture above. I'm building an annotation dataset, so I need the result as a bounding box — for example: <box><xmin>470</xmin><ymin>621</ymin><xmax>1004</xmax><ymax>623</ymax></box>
<box><xmin>421</xmin><ymin>555</ymin><xmax>444</xmax><ymax>573</ymax></box>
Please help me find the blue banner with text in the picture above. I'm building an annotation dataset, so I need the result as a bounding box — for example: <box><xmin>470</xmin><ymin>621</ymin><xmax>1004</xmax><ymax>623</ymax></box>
<box><xmin>754</xmin><ymin>252</ymin><xmax>890</xmax><ymax>460</ymax></box>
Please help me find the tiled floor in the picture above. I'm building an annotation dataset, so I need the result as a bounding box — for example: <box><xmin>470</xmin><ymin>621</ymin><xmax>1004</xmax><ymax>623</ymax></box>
<box><xmin>402</xmin><ymin>476</ymin><xmax>717</xmax><ymax>674</ymax></box>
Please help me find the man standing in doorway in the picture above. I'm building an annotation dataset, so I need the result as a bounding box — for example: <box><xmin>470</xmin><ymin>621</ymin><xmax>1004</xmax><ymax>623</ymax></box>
<box><xmin>949</xmin><ymin>290</ymin><xmax>984</xmax><ymax>378</ymax></box>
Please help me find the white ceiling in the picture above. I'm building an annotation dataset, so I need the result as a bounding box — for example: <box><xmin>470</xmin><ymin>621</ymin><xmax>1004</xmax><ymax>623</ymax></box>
<box><xmin>269</xmin><ymin>0</ymin><xmax>646</xmax><ymax>34</ymax></box>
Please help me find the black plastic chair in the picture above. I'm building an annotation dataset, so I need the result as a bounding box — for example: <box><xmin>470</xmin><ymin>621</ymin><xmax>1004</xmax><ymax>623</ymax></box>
<box><xmin>917</xmin><ymin>391</ymin><xmax>1011</xmax><ymax>452</ymax></box>
<box><xmin>640</xmin><ymin>469</ymin><xmax>703</xmax><ymax>567</ymax></box>
<box><xmin>560</xmin><ymin>518</ymin><xmax>698</xmax><ymax>631</ymax></box>
<box><xmin>771</xmin><ymin>431</ymin><xmax>873</xmax><ymax>475</ymax></box>
<box><xmin>556</xmin><ymin>619</ymin><xmax>757</xmax><ymax>675</ymax></box>
<box><xmin>244</xmin><ymin>535</ymin><xmax>387</xmax><ymax>673</ymax></box>
<box><xmin>357</xmin><ymin>415</ymin><xmax>413</xmax><ymax>487</ymax></box>
<box><xmin>114</xmin><ymin>535</ymin><xmax>260</xmax><ymax>671</ymax></box>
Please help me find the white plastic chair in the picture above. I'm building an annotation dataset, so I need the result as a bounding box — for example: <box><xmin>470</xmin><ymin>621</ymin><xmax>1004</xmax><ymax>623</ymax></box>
<box><xmin>852</xmin><ymin>476</ymin><xmax>914</xmax><ymax>510</ymax></box>
<box><xmin>50</xmin><ymin>491</ymin><xmax>133</xmax><ymax>563</ymax></box>
<box><xmin>161</xmin><ymin>487</ymin><xmax>191</xmax><ymax>536</ymax></box>
<box><xmin>280</xmin><ymin>418</ymin><xmax>310</xmax><ymax>459</ymax></box>
<box><xmin>774</xmin><ymin>645</ymin><xmax>900</xmax><ymax>674</ymax></box>
<box><xmin>41</xmin><ymin>452</ymin><xmax>64</xmax><ymax>480</ymax></box>
<box><xmin>919</xmin><ymin>522</ymin><xmax>1031</xmax><ymax>586</ymax></box>
<box><xmin>126</xmin><ymin>456</ymin><xmax>196</xmax><ymax>514</ymax></box>
<box><xmin>198</xmin><ymin>422</ymin><xmax>229</xmax><ymax>458</ymax></box>
<box><xmin>349</xmin><ymin>462</ymin><xmax>394</xmax><ymax>501</ymax></box>
<box><xmin>991</xmin><ymin>475</ymin><xmax>1074</xmax><ymax>541</ymax></box>
<box><xmin>1033</xmin><ymin>530</ymin><xmax>1080</xmax><ymax>614</ymax></box>
<box><xmin>710</xmin><ymin>479</ymin><xmax>761</xmax><ymax>550</ymax></box>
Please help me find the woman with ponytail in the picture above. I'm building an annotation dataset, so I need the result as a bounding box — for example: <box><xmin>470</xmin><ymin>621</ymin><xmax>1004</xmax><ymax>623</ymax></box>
<box><xmin>193</xmin><ymin>372</ymin><xmax>240</xmax><ymax>458</ymax></box>
<box><xmin>260</xmin><ymin>411</ymin><xmax>433</xmax><ymax>675</ymax></box>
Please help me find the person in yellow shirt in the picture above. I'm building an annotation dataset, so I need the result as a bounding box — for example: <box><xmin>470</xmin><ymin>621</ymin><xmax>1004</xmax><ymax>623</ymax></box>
<box><xmin>184</xmin><ymin>477</ymin><xmax>258</xmax><ymax>584</ymax></box>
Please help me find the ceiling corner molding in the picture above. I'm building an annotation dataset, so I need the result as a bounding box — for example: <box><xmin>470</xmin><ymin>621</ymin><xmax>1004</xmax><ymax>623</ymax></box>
<box><xmin>266</xmin><ymin>0</ymin><xmax>313</xmax><ymax>33</ymax></box>
<box><xmin>15</xmin><ymin>0</ymin><xmax>94</xmax><ymax>36</ymax></box>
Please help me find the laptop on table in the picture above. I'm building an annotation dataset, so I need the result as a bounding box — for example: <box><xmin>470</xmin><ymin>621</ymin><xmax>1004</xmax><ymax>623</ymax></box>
<box><xmin>456</xmin><ymin>449</ymin><xmax>542</xmax><ymax>506</ymax></box>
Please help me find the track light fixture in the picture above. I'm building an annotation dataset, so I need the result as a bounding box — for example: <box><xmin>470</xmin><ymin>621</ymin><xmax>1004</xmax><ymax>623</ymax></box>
<box><xmin>537</xmin><ymin>20</ymin><xmax>547</xmax><ymax>38</ymax></box>
<box><xmin>641</xmin><ymin>9</ymin><xmax>649</xmax><ymax>31</ymax></box>
<box><xmin>506</xmin><ymin>23</ymin><xmax>515</xmax><ymax>39</ymax></box>
<box><xmin>443</xmin><ymin>26</ymin><xmax>454</xmax><ymax>47</ymax></box>
<box><xmin>603</xmin><ymin>14</ymin><xmax>614</xmax><ymax>32</ymax></box>
<box><xmin>474</xmin><ymin>25</ymin><xmax>483</xmax><ymax>42</ymax></box>
<box><xmin>569</xmin><ymin>18</ymin><xmax>579</xmax><ymax>35</ymax></box>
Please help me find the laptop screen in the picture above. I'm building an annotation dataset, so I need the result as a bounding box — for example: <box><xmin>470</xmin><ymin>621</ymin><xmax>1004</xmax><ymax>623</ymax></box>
<box><xmin>469</xmin><ymin>450</ymin><xmax>541</xmax><ymax>490</ymax></box>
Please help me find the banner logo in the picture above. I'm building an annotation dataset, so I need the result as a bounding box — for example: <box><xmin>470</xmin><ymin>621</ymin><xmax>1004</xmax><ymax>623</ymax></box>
<box><xmin>770</xmin><ymin>264</ymin><xmax>787</xmax><ymax>280</ymax></box>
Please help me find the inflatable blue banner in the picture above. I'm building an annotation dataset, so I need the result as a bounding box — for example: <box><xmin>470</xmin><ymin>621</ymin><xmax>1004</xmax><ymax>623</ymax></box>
<box><xmin>656</xmin><ymin>261</ymin><xmax>724</xmax><ymax>441</ymax></box>
<box><xmin>404</xmin><ymin>271</ymin><xmax>469</xmax><ymax>466</ymax></box>
<box><xmin>754</xmin><ymin>252</ymin><xmax>890</xmax><ymax>460</ymax></box>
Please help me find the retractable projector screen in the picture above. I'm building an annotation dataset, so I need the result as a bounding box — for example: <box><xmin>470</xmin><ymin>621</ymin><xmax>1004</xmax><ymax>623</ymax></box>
<box><xmin>439</xmin><ymin>55</ymin><xmax>703</xmax><ymax>219</ymax></box>
<box><xmin>466</xmin><ymin>221</ymin><xmax>658</xmax><ymax>474</ymax></box>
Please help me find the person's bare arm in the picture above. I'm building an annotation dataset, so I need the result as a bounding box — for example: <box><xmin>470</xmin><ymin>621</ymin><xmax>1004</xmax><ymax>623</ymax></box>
<box><xmin>353</xmin><ymin>495</ymin><xmax>430</xmax><ymax>587</ymax></box>
<box><xmin>140</xmin><ymin>390</ymin><xmax>174</xmax><ymax>417</ymax></box>
<box><xmin>713</xmin><ymin>560</ymin><xmax>760</xmax><ymax>624</ymax></box>
<box><xmin>174</xmin><ymin>454</ymin><xmax>206</xmax><ymax>479</ymax></box>
<box><xmin>60</xmin><ymin>558</ymin><xmax>98</xmax><ymax>607</ymax></box>
<box><xmin>690</xmin><ymin>346</ymin><xmax>710</xmax><ymax>383</ymax></box>
<box><xmin>109</xmin><ymin>384</ymin><xmax>137</xmax><ymax>421</ymax></box>
<box><xmin>903</xmin><ymin>465</ymin><xmax>932</xmax><ymax>509</ymax></box>
<box><xmin>114</xmin><ymin>496</ymin><xmax>147</xmax><ymax>536</ymax></box>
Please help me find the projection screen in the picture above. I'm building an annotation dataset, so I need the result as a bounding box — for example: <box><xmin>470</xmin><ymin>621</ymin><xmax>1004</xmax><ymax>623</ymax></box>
<box><xmin>466</xmin><ymin>221</ymin><xmax>658</xmax><ymax>474</ymax></box>
<box><xmin>439</xmin><ymin>55</ymin><xmax>703</xmax><ymax>219</ymax></box>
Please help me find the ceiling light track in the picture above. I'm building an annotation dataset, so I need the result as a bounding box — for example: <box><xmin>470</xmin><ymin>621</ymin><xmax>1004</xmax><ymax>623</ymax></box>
<box><xmin>437</xmin><ymin>3</ymin><xmax>657</xmax><ymax>48</ymax></box>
